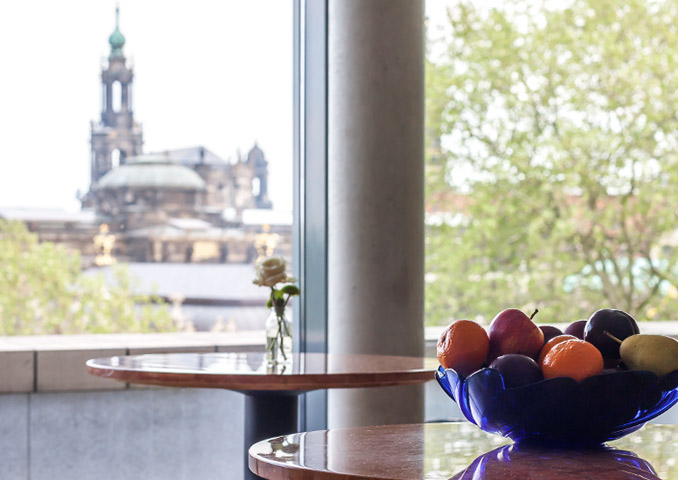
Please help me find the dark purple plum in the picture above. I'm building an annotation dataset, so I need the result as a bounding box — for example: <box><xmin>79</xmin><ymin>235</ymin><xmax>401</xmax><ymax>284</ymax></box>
<box><xmin>619</xmin><ymin>310</ymin><xmax>641</xmax><ymax>334</ymax></box>
<box><xmin>563</xmin><ymin>320</ymin><xmax>587</xmax><ymax>339</ymax></box>
<box><xmin>584</xmin><ymin>309</ymin><xmax>639</xmax><ymax>359</ymax></box>
<box><xmin>489</xmin><ymin>354</ymin><xmax>543</xmax><ymax>388</ymax></box>
<box><xmin>539</xmin><ymin>325</ymin><xmax>563</xmax><ymax>344</ymax></box>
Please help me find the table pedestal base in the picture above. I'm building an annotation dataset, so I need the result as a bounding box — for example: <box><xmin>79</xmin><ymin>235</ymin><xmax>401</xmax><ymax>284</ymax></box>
<box><xmin>244</xmin><ymin>392</ymin><xmax>299</xmax><ymax>480</ymax></box>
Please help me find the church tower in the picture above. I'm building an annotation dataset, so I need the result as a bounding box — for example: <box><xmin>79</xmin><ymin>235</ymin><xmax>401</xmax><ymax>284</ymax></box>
<box><xmin>247</xmin><ymin>144</ymin><xmax>272</xmax><ymax>209</ymax></box>
<box><xmin>89</xmin><ymin>7</ymin><xmax>143</xmax><ymax>185</ymax></box>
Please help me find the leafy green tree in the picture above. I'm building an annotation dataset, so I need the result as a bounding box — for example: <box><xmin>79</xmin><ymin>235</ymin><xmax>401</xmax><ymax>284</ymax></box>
<box><xmin>426</xmin><ymin>0</ymin><xmax>678</xmax><ymax>325</ymax></box>
<box><xmin>0</xmin><ymin>220</ymin><xmax>175</xmax><ymax>335</ymax></box>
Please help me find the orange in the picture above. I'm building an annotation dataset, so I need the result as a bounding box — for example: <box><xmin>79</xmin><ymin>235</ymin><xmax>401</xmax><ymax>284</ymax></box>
<box><xmin>437</xmin><ymin>320</ymin><xmax>489</xmax><ymax>376</ymax></box>
<box><xmin>537</xmin><ymin>334</ymin><xmax>577</xmax><ymax>365</ymax></box>
<box><xmin>541</xmin><ymin>339</ymin><xmax>604</xmax><ymax>382</ymax></box>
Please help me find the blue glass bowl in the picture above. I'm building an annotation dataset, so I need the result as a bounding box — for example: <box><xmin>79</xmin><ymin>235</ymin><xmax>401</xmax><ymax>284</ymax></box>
<box><xmin>436</xmin><ymin>366</ymin><xmax>678</xmax><ymax>446</ymax></box>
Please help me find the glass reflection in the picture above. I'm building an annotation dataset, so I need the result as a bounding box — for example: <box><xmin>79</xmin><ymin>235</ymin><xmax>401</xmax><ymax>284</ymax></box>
<box><xmin>92</xmin><ymin>352</ymin><xmax>434</xmax><ymax>376</ymax></box>
<box><xmin>121</xmin><ymin>352</ymin><xmax>270</xmax><ymax>373</ymax></box>
<box><xmin>257</xmin><ymin>434</ymin><xmax>300</xmax><ymax>462</ymax></box>
<box><xmin>450</xmin><ymin>443</ymin><xmax>659</xmax><ymax>480</ymax></box>
<box><xmin>250</xmin><ymin>423</ymin><xmax>678</xmax><ymax>479</ymax></box>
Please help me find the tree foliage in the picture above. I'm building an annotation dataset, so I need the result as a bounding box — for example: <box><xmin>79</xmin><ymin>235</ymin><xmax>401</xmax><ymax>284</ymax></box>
<box><xmin>426</xmin><ymin>0</ymin><xmax>678</xmax><ymax>325</ymax></box>
<box><xmin>0</xmin><ymin>220</ymin><xmax>175</xmax><ymax>335</ymax></box>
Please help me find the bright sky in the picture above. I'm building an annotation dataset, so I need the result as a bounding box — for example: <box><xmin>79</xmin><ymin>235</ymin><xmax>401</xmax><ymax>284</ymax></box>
<box><xmin>0</xmin><ymin>1</ymin><xmax>293</xmax><ymax>212</ymax></box>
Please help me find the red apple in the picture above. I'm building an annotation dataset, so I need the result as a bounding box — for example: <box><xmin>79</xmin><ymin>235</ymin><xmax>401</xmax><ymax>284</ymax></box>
<box><xmin>487</xmin><ymin>308</ymin><xmax>544</xmax><ymax>362</ymax></box>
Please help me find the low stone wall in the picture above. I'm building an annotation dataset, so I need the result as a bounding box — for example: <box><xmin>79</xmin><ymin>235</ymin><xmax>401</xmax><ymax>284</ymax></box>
<box><xmin>0</xmin><ymin>328</ymin><xmax>675</xmax><ymax>479</ymax></box>
<box><xmin>0</xmin><ymin>331</ymin><xmax>264</xmax><ymax>394</ymax></box>
<box><xmin>0</xmin><ymin>388</ymin><xmax>244</xmax><ymax>480</ymax></box>
<box><xmin>0</xmin><ymin>332</ymin><xmax>265</xmax><ymax>480</ymax></box>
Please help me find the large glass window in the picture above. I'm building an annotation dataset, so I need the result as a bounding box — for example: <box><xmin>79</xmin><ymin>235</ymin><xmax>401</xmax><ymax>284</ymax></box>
<box><xmin>425</xmin><ymin>0</ymin><xmax>678</xmax><ymax>335</ymax></box>
<box><xmin>0</xmin><ymin>1</ymin><xmax>294</xmax><ymax>336</ymax></box>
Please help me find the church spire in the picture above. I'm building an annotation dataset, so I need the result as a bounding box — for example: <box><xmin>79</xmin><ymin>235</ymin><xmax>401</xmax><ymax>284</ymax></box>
<box><xmin>108</xmin><ymin>6</ymin><xmax>126</xmax><ymax>60</ymax></box>
<box><xmin>89</xmin><ymin>4</ymin><xmax>142</xmax><ymax>187</ymax></box>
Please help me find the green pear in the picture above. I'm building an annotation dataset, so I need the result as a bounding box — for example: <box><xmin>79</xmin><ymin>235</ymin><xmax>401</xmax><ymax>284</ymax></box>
<box><xmin>619</xmin><ymin>334</ymin><xmax>678</xmax><ymax>377</ymax></box>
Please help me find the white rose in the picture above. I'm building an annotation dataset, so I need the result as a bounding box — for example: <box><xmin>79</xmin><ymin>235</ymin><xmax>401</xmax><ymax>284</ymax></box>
<box><xmin>253</xmin><ymin>256</ymin><xmax>292</xmax><ymax>287</ymax></box>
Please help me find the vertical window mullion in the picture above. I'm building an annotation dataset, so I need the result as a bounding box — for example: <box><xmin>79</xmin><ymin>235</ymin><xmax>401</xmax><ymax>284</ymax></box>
<box><xmin>293</xmin><ymin>0</ymin><xmax>329</xmax><ymax>432</ymax></box>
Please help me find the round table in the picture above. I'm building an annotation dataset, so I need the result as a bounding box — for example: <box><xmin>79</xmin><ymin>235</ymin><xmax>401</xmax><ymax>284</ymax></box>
<box><xmin>249</xmin><ymin>421</ymin><xmax>678</xmax><ymax>479</ymax></box>
<box><xmin>86</xmin><ymin>352</ymin><xmax>435</xmax><ymax>480</ymax></box>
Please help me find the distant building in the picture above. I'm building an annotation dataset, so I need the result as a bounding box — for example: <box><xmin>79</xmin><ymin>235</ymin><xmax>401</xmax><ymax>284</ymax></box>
<box><xmin>3</xmin><ymin>8</ymin><xmax>290</xmax><ymax>267</ymax></box>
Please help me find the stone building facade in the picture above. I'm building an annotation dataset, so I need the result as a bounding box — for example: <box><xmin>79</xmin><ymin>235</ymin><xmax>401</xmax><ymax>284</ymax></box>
<box><xmin>4</xmin><ymin>9</ymin><xmax>290</xmax><ymax>267</ymax></box>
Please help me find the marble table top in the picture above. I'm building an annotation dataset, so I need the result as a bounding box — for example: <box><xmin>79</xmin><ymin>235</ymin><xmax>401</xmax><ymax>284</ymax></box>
<box><xmin>249</xmin><ymin>421</ymin><xmax>678</xmax><ymax>479</ymax></box>
<box><xmin>86</xmin><ymin>352</ymin><xmax>437</xmax><ymax>391</ymax></box>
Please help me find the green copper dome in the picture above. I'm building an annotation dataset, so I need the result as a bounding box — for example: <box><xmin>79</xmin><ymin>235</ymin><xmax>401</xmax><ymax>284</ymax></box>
<box><xmin>108</xmin><ymin>7</ymin><xmax>126</xmax><ymax>60</ymax></box>
<box><xmin>96</xmin><ymin>155</ymin><xmax>207</xmax><ymax>191</ymax></box>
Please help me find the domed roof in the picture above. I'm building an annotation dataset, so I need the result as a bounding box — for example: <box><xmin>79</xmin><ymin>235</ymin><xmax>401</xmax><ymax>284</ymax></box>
<box><xmin>108</xmin><ymin>7</ymin><xmax>126</xmax><ymax>60</ymax></box>
<box><xmin>247</xmin><ymin>143</ymin><xmax>267</xmax><ymax>167</ymax></box>
<box><xmin>96</xmin><ymin>155</ymin><xmax>206</xmax><ymax>191</ymax></box>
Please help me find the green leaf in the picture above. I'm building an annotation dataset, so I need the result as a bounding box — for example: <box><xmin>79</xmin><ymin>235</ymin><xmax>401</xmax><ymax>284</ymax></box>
<box><xmin>280</xmin><ymin>285</ymin><xmax>300</xmax><ymax>296</ymax></box>
<box><xmin>272</xmin><ymin>289</ymin><xmax>284</xmax><ymax>300</ymax></box>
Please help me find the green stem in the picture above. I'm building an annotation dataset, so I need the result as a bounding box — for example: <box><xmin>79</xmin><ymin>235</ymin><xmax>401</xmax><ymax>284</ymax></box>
<box><xmin>268</xmin><ymin>287</ymin><xmax>292</xmax><ymax>362</ymax></box>
<box><xmin>277</xmin><ymin>314</ymin><xmax>287</xmax><ymax>360</ymax></box>
<box><xmin>282</xmin><ymin>317</ymin><xmax>291</xmax><ymax>337</ymax></box>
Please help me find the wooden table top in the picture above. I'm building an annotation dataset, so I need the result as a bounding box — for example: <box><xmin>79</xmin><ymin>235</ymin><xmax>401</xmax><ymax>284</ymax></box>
<box><xmin>249</xmin><ymin>422</ymin><xmax>678</xmax><ymax>479</ymax></box>
<box><xmin>86</xmin><ymin>352</ymin><xmax>437</xmax><ymax>391</ymax></box>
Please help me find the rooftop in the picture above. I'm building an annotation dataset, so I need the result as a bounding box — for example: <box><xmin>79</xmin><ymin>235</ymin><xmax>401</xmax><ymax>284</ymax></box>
<box><xmin>96</xmin><ymin>155</ymin><xmax>206</xmax><ymax>190</ymax></box>
<box><xmin>153</xmin><ymin>146</ymin><xmax>227</xmax><ymax>166</ymax></box>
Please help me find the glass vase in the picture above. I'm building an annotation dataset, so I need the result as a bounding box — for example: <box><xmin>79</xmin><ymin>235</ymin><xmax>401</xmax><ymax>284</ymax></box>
<box><xmin>265</xmin><ymin>307</ymin><xmax>292</xmax><ymax>365</ymax></box>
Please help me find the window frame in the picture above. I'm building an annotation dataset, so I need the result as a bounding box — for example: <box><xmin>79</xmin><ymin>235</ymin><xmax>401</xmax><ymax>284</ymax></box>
<box><xmin>293</xmin><ymin>0</ymin><xmax>329</xmax><ymax>432</ymax></box>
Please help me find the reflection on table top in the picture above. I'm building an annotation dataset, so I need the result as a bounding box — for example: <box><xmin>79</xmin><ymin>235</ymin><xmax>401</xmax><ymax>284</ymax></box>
<box><xmin>86</xmin><ymin>352</ymin><xmax>437</xmax><ymax>391</ymax></box>
<box><xmin>249</xmin><ymin>422</ymin><xmax>678</xmax><ymax>480</ymax></box>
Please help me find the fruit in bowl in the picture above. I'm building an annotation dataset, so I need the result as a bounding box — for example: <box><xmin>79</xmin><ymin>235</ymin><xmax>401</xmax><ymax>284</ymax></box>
<box><xmin>541</xmin><ymin>338</ymin><xmax>604</xmax><ymax>382</ymax></box>
<box><xmin>489</xmin><ymin>354</ymin><xmax>543</xmax><ymax>388</ymax></box>
<box><xmin>539</xmin><ymin>325</ymin><xmax>563</xmax><ymax>343</ymax></box>
<box><xmin>584</xmin><ymin>308</ymin><xmax>639</xmax><ymax>359</ymax></box>
<box><xmin>435</xmin><ymin>308</ymin><xmax>678</xmax><ymax>445</ymax></box>
<box><xmin>563</xmin><ymin>319</ymin><xmax>587</xmax><ymax>339</ymax></box>
<box><xmin>617</xmin><ymin>333</ymin><xmax>678</xmax><ymax>377</ymax></box>
<box><xmin>536</xmin><ymin>334</ymin><xmax>577</xmax><ymax>365</ymax></box>
<box><xmin>437</xmin><ymin>319</ymin><xmax>489</xmax><ymax>377</ymax></box>
<box><xmin>487</xmin><ymin>308</ymin><xmax>544</xmax><ymax>362</ymax></box>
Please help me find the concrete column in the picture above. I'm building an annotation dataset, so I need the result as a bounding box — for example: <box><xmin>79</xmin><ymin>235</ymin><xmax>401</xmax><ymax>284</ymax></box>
<box><xmin>327</xmin><ymin>0</ymin><xmax>425</xmax><ymax>428</ymax></box>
